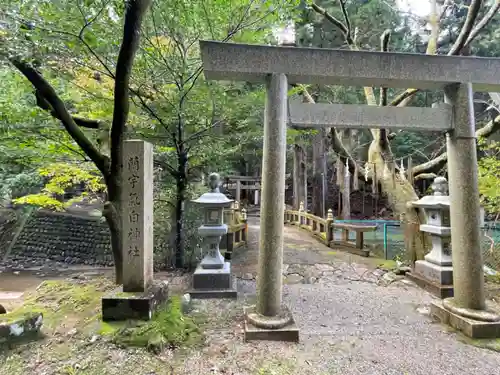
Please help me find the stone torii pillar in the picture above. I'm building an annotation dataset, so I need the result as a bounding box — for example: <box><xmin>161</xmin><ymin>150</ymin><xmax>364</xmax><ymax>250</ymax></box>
<box><xmin>429</xmin><ymin>83</ymin><xmax>500</xmax><ymax>338</ymax></box>
<box><xmin>247</xmin><ymin>74</ymin><xmax>298</xmax><ymax>340</ymax></box>
<box><xmin>235</xmin><ymin>180</ymin><xmax>241</xmax><ymax>203</ymax></box>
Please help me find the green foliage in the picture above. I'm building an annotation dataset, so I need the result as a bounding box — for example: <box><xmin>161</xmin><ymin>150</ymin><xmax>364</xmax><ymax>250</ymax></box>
<box><xmin>13</xmin><ymin>163</ymin><xmax>105</xmax><ymax>211</ymax></box>
<box><xmin>296</xmin><ymin>0</ymin><xmax>414</xmax><ymax>50</ymax></box>
<box><xmin>111</xmin><ymin>296</ymin><xmax>202</xmax><ymax>353</ymax></box>
<box><xmin>0</xmin><ymin>68</ymin><xmax>82</xmax><ymax>175</ymax></box>
<box><xmin>0</xmin><ymin>171</ymin><xmax>43</xmax><ymax>203</ymax></box>
<box><xmin>478</xmin><ymin>137</ymin><xmax>500</xmax><ymax>214</ymax></box>
<box><xmin>1</xmin><ymin>0</ymin><xmax>301</xmax><ymax>267</ymax></box>
<box><xmin>438</xmin><ymin>0</ymin><xmax>500</xmax><ymax>57</ymax></box>
<box><xmin>13</xmin><ymin>193</ymin><xmax>65</xmax><ymax>211</ymax></box>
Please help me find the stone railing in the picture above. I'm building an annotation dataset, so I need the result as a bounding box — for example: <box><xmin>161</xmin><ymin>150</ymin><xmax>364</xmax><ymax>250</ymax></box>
<box><xmin>221</xmin><ymin>202</ymin><xmax>248</xmax><ymax>260</ymax></box>
<box><xmin>284</xmin><ymin>205</ymin><xmax>334</xmax><ymax>246</ymax></box>
<box><xmin>284</xmin><ymin>202</ymin><xmax>376</xmax><ymax>257</ymax></box>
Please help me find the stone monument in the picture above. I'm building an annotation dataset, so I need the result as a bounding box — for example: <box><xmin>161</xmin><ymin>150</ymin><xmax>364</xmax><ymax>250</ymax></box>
<box><xmin>406</xmin><ymin>177</ymin><xmax>453</xmax><ymax>298</ymax></box>
<box><xmin>102</xmin><ymin>140</ymin><xmax>168</xmax><ymax>321</ymax></box>
<box><xmin>188</xmin><ymin>173</ymin><xmax>237</xmax><ymax>299</ymax></box>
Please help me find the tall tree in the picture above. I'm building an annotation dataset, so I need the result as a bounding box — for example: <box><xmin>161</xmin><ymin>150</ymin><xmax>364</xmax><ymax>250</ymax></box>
<box><xmin>0</xmin><ymin>0</ymin><xmax>299</xmax><ymax>271</ymax></box>
<box><xmin>304</xmin><ymin>0</ymin><xmax>500</xmax><ymax>261</ymax></box>
<box><xmin>1</xmin><ymin>0</ymin><xmax>153</xmax><ymax>283</ymax></box>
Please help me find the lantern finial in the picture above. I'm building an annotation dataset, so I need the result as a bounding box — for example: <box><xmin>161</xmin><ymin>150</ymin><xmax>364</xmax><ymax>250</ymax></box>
<box><xmin>208</xmin><ymin>173</ymin><xmax>221</xmax><ymax>192</ymax></box>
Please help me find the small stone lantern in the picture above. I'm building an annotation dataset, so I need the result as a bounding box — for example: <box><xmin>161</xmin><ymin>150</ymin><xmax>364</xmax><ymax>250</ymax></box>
<box><xmin>407</xmin><ymin>177</ymin><xmax>453</xmax><ymax>298</ymax></box>
<box><xmin>189</xmin><ymin>173</ymin><xmax>237</xmax><ymax>298</ymax></box>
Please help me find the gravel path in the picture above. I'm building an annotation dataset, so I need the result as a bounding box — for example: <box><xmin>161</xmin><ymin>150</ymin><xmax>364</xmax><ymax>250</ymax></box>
<box><xmin>187</xmin><ymin>217</ymin><xmax>500</xmax><ymax>375</ymax></box>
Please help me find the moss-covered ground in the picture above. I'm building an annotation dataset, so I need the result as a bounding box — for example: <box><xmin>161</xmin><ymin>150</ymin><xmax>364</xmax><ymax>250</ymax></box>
<box><xmin>0</xmin><ymin>277</ymin><xmax>301</xmax><ymax>375</ymax></box>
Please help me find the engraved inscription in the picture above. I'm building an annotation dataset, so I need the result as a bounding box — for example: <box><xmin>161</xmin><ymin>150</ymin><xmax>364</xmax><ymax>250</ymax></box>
<box><xmin>127</xmin><ymin>156</ymin><xmax>140</xmax><ymax>172</ymax></box>
<box><xmin>128</xmin><ymin>245</ymin><xmax>140</xmax><ymax>257</ymax></box>
<box><xmin>128</xmin><ymin>227</ymin><xmax>141</xmax><ymax>241</ymax></box>
<box><xmin>129</xmin><ymin>192</ymin><xmax>140</xmax><ymax>207</ymax></box>
<box><xmin>128</xmin><ymin>174</ymin><xmax>139</xmax><ymax>189</ymax></box>
<box><xmin>129</xmin><ymin>210</ymin><xmax>139</xmax><ymax>223</ymax></box>
<box><xmin>126</xmin><ymin>155</ymin><xmax>142</xmax><ymax>259</ymax></box>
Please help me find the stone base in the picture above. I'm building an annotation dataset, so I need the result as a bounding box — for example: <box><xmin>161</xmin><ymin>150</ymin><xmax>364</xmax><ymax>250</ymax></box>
<box><xmin>243</xmin><ymin>305</ymin><xmax>299</xmax><ymax>342</ymax></box>
<box><xmin>189</xmin><ymin>261</ymin><xmax>237</xmax><ymax>299</ymax></box>
<box><xmin>406</xmin><ymin>272</ymin><xmax>454</xmax><ymax>299</ymax></box>
<box><xmin>101</xmin><ymin>280</ymin><xmax>169</xmax><ymax>322</ymax></box>
<box><xmin>192</xmin><ymin>262</ymin><xmax>232</xmax><ymax>289</ymax></box>
<box><xmin>414</xmin><ymin>260</ymin><xmax>453</xmax><ymax>285</ymax></box>
<box><xmin>188</xmin><ymin>276</ymin><xmax>238</xmax><ymax>299</ymax></box>
<box><xmin>431</xmin><ymin>300</ymin><xmax>500</xmax><ymax>338</ymax></box>
<box><xmin>0</xmin><ymin>312</ymin><xmax>43</xmax><ymax>343</ymax></box>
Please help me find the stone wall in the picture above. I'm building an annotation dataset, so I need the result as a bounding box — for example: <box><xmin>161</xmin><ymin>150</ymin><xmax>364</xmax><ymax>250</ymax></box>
<box><xmin>7</xmin><ymin>210</ymin><xmax>112</xmax><ymax>267</ymax></box>
<box><xmin>0</xmin><ymin>209</ymin><xmax>19</xmax><ymax>258</ymax></box>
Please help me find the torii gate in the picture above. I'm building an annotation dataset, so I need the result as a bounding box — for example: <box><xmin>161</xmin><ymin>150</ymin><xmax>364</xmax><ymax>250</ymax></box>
<box><xmin>199</xmin><ymin>40</ymin><xmax>500</xmax><ymax>341</ymax></box>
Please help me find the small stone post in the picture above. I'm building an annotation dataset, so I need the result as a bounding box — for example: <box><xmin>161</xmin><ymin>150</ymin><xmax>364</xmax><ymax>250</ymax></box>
<box><xmin>245</xmin><ymin>73</ymin><xmax>298</xmax><ymax>341</ymax></box>
<box><xmin>326</xmin><ymin>209</ymin><xmax>334</xmax><ymax>244</ymax></box>
<box><xmin>122</xmin><ymin>140</ymin><xmax>154</xmax><ymax>293</ymax></box>
<box><xmin>241</xmin><ymin>208</ymin><xmax>248</xmax><ymax>243</ymax></box>
<box><xmin>299</xmin><ymin>201</ymin><xmax>304</xmax><ymax>226</ymax></box>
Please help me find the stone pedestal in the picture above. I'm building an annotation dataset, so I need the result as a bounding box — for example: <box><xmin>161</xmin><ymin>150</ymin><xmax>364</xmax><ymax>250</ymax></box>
<box><xmin>190</xmin><ymin>262</ymin><xmax>237</xmax><ymax>299</ymax></box>
<box><xmin>406</xmin><ymin>177</ymin><xmax>454</xmax><ymax>298</ymax></box>
<box><xmin>102</xmin><ymin>280</ymin><xmax>169</xmax><ymax>321</ymax></box>
<box><xmin>101</xmin><ymin>140</ymin><xmax>168</xmax><ymax>321</ymax></box>
<box><xmin>189</xmin><ymin>173</ymin><xmax>237</xmax><ymax>299</ymax></box>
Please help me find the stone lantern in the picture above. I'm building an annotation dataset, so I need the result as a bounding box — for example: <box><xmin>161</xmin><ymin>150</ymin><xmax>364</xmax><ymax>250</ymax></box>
<box><xmin>189</xmin><ymin>173</ymin><xmax>237</xmax><ymax>298</ymax></box>
<box><xmin>407</xmin><ymin>177</ymin><xmax>453</xmax><ymax>298</ymax></box>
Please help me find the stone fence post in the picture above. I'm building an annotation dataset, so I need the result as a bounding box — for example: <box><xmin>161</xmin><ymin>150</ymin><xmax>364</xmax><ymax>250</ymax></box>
<box><xmin>326</xmin><ymin>208</ymin><xmax>334</xmax><ymax>243</ymax></box>
<box><xmin>298</xmin><ymin>201</ymin><xmax>304</xmax><ymax>226</ymax></box>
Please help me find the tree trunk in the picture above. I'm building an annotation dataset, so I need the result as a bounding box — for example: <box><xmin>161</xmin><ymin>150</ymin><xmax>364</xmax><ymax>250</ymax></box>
<box><xmin>342</xmin><ymin>168</ymin><xmax>351</xmax><ymax>220</ymax></box>
<box><xmin>367</xmin><ymin>141</ymin><xmax>430</xmax><ymax>261</ymax></box>
<box><xmin>174</xmin><ymin>150</ymin><xmax>188</xmax><ymax>269</ymax></box>
<box><xmin>103</xmin><ymin>179</ymin><xmax>123</xmax><ymax>284</ymax></box>
<box><xmin>293</xmin><ymin>143</ymin><xmax>307</xmax><ymax>209</ymax></box>
<box><xmin>312</xmin><ymin>129</ymin><xmax>326</xmax><ymax>216</ymax></box>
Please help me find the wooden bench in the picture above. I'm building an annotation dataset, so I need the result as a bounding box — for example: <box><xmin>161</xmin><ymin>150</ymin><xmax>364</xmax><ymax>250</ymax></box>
<box><xmin>331</xmin><ymin>222</ymin><xmax>378</xmax><ymax>257</ymax></box>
